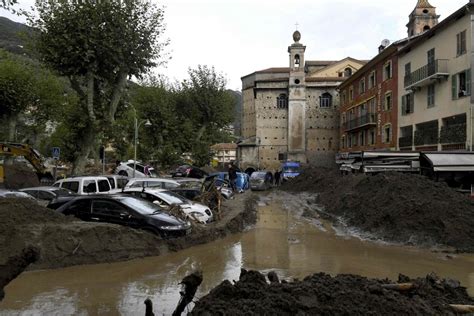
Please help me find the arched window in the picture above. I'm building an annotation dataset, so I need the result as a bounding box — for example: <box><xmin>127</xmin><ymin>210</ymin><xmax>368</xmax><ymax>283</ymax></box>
<box><xmin>320</xmin><ymin>92</ymin><xmax>332</xmax><ymax>108</ymax></box>
<box><xmin>344</xmin><ymin>67</ymin><xmax>352</xmax><ymax>77</ymax></box>
<box><xmin>277</xmin><ymin>94</ymin><xmax>288</xmax><ymax>109</ymax></box>
<box><xmin>294</xmin><ymin>54</ymin><xmax>300</xmax><ymax>67</ymax></box>
<box><xmin>423</xmin><ymin>25</ymin><xmax>430</xmax><ymax>31</ymax></box>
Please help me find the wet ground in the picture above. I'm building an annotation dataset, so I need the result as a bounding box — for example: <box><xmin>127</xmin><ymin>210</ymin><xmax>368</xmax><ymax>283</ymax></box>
<box><xmin>1</xmin><ymin>192</ymin><xmax>473</xmax><ymax>315</ymax></box>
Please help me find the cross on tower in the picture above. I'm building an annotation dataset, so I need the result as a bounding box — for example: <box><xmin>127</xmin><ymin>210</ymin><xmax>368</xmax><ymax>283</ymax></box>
<box><xmin>295</xmin><ymin>22</ymin><xmax>299</xmax><ymax>30</ymax></box>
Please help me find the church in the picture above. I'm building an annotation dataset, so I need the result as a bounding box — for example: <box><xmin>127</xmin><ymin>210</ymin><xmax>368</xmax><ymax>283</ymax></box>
<box><xmin>238</xmin><ymin>31</ymin><xmax>366</xmax><ymax>172</ymax></box>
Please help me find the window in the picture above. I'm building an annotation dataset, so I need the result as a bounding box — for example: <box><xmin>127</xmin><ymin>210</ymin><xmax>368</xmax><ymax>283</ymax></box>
<box><xmin>383</xmin><ymin>61</ymin><xmax>392</xmax><ymax>81</ymax></box>
<box><xmin>98</xmin><ymin>180</ymin><xmax>111</xmax><ymax>192</ymax></box>
<box><xmin>368</xmin><ymin>97</ymin><xmax>376</xmax><ymax>113</ymax></box>
<box><xmin>384</xmin><ymin>92</ymin><xmax>392</xmax><ymax>111</ymax></box>
<box><xmin>359</xmin><ymin>131</ymin><xmax>365</xmax><ymax>146</ymax></box>
<box><xmin>401</xmin><ymin>93</ymin><xmax>414</xmax><ymax>115</ymax></box>
<box><xmin>427</xmin><ymin>84</ymin><xmax>435</xmax><ymax>107</ymax></box>
<box><xmin>383</xmin><ymin>124</ymin><xmax>392</xmax><ymax>143</ymax></box>
<box><xmin>368</xmin><ymin>71</ymin><xmax>376</xmax><ymax>89</ymax></box>
<box><xmin>83</xmin><ymin>180</ymin><xmax>97</xmax><ymax>193</ymax></box>
<box><xmin>405</xmin><ymin>63</ymin><xmax>411</xmax><ymax>76</ymax></box>
<box><xmin>452</xmin><ymin>69</ymin><xmax>471</xmax><ymax>99</ymax></box>
<box><xmin>341</xmin><ymin>136</ymin><xmax>346</xmax><ymax>149</ymax></box>
<box><xmin>320</xmin><ymin>92</ymin><xmax>332</xmax><ymax>108</ymax></box>
<box><xmin>344</xmin><ymin>67</ymin><xmax>352</xmax><ymax>77</ymax></box>
<box><xmin>456</xmin><ymin>30</ymin><xmax>467</xmax><ymax>56</ymax></box>
<box><xmin>294</xmin><ymin>54</ymin><xmax>300</xmax><ymax>67</ymax></box>
<box><xmin>369</xmin><ymin>129</ymin><xmax>375</xmax><ymax>145</ymax></box>
<box><xmin>359</xmin><ymin>78</ymin><xmax>366</xmax><ymax>94</ymax></box>
<box><xmin>348</xmin><ymin>134</ymin><xmax>353</xmax><ymax>147</ymax></box>
<box><xmin>427</xmin><ymin>48</ymin><xmax>435</xmax><ymax>73</ymax></box>
<box><xmin>277</xmin><ymin>94</ymin><xmax>288</xmax><ymax>109</ymax></box>
<box><xmin>341</xmin><ymin>91</ymin><xmax>346</xmax><ymax>104</ymax></box>
<box><xmin>92</xmin><ymin>200</ymin><xmax>127</xmax><ymax>217</ymax></box>
<box><xmin>349</xmin><ymin>87</ymin><xmax>353</xmax><ymax>101</ymax></box>
<box><xmin>63</xmin><ymin>181</ymin><xmax>79</xmax><ymax>193</ymax></box>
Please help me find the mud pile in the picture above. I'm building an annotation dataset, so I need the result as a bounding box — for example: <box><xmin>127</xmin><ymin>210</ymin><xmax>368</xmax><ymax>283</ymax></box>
<box><xmin>0</xmin><ymin>194</ymin><xmax>258</xmax><ymax>270</ymax></box>
<box><xmin>281</xmin><ymin>168</ymin><xmax>474</xmax><ymax>252</ymax></box>
<box><xmin>191</xmin><ymin>270</ymin><xmax>474</xmax><ymax>315</ymax></box>
<box><xmin>3</xmin><ymin>164</ymin><xmax>39</xmax><ymax>190</ymax></box>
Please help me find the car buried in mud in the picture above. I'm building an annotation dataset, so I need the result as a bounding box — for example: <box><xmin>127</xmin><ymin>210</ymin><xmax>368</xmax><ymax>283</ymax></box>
<box><xmin>56</xmin><ymin>195</ymin><xmax>191</xmax><ymax>238</ymax></box>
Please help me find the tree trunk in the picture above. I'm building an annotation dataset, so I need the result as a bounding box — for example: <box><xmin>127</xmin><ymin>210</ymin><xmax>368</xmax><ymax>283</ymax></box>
<box><xmin>7</xmin><ymin>114</ymin><xmax>17</xmax><ymax>142</ymax></box>
<box><xmin>196</xmin><ymin>124</ymin><xmax>207</xmax><ymax>141</ymax></box>
<box><xmin>72</xmin><ymin>121</ymin><xmax>96</xmax><ymax>175</ymax></box>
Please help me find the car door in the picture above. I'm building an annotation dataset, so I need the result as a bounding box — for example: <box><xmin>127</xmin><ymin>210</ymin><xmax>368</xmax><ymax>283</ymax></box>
<box><xmin>91</xmin><ymin>200</ymin><xmax>128</xmax><ymax>224</ymax></box>
<box><xmin>63</xmin><ymin>199</ymin><xmax>92</xmax><ymax>220</ymax></box>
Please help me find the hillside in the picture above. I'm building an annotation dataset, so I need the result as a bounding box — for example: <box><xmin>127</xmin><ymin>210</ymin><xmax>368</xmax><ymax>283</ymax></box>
<box><xmin>0</xmin><ymin>16</ymin><xmax>34</xmax><ymax>55</ymax></box>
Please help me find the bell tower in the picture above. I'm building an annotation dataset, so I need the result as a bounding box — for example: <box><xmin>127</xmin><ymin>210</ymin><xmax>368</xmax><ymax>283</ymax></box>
<box><xmin>406</xmin><ymin>0</ymin><xmax>439</xmax><ymax>37</ymax></box>
<box><xmin>287</xmin><ymin>30</ymin><xmax>307</xmax><ymax>162</ymax></box>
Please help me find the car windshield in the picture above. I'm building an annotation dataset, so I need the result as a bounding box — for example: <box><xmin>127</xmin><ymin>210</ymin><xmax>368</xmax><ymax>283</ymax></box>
<box><xmin>251</xmin><ymin>172</ymin><xmax>266</xmax><ymax>179</ymax></box>
<box><xmin>158</xmin><ymin>191</ymin><xmax>188</xmax><ymax>204</ymax></box>
<box><xmin>283</xmin><ymin>166</ymin><xmax>300</xmax><ymax>173</ymax></box>
<box><xmin>119</xmin><ymin>197</ymin><xmax>162</xmax><ymax>215</ymax></box>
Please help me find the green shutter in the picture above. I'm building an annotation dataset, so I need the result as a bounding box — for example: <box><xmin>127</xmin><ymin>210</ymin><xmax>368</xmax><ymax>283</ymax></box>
<box><xmin>467</xmin><ymin>69</ymin><xmax>471</xmax><ymax>96</ymax></box>
<box><xmin>401</xmin><ymin>95</ymin><xmax>406</xmax><ymax>115</ymax></box>
<box><xmin>452</xmin><ymin>75</ymin><xmax>458</xmax><ymax>100</ymax></box>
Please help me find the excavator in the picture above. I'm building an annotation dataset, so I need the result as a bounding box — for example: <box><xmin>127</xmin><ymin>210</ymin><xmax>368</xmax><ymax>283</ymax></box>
<box><xmin>0</xmin><ymin>142</ymin><xmax>54</xmax><ymax>188</ymax></box>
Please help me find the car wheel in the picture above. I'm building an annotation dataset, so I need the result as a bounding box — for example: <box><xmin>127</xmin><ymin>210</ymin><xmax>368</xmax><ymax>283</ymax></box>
<box><xmin>118</xmin><ymin>170</ymin><xmax>128</xmax><ymax>177</ymax></box>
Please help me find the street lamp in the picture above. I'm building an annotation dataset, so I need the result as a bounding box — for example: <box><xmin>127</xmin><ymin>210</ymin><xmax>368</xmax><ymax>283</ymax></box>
<box><xmin>133</xmin><ymin>117</ymin><xmax>152</xmax><ymax>178</ymax></box>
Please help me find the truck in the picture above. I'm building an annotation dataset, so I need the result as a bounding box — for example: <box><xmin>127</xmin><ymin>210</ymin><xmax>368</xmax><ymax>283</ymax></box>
<box><xmin>281</xmin><ymin>161</ymin><xmax>301</xmax><ymax>181</ymax></box>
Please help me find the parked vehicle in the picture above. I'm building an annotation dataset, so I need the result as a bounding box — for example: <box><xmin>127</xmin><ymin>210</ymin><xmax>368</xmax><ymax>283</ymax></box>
<box><xmin>250</xmin><ymin>171</ymin><xmax>274</xmax><ymax>191</ymax></box>
<box><xmin>20</xmin><ymin>186</ymin><xmax>76</xmax><ymax>205</ymax></box>
<box><xmin>53</xmin><ymin>176</ymin><xmax>112</xmax><ymax>195</ymax></box>
<box><xmin>123</xmin><ymin>188</ymin><xmax>213</xmax><ymax>224</ymax></box>
<box><xmin>202</xmin><ymin>176</ymin><xmax>234</xmax><ymax>199</ymax></box>
<box><xmin>281</xmin><ymin>161</ymin><xmax>301</xmax><ymax>181</ymax></box>
<box><xmin>171</xmin><ymin>165</ymin><xmax>208</xmax><ymax>179</ymax></box>
<box><xmin>173</xmin><ymin>177</ymin><xmax>203</xmax><ymax>189</ymax></box>
<box><xmin>56</xmin><ymin>195</ymin><xmax>191</xmax><ymax>238</ymax></box>
<box><xmin>170</xmin><ymin>188</ymin><xmax>202</xmax><ymax>201</ymax></box>
<box><xmin>0</xmin><ymin>189</ymin><xmax>36</xmax><ymax>200</ymax></box>
<box><xmin>206</xmin><ymin>172</ymin><xmax>249</xmax><ymax>192</ymax></box>
<box><xmin>103</xmin><ymin>175</ymin><xmax>129</xmax><ymax>190</ymax></box>
<box><xmin>115</xmin><ymin>160</ymin><xmax>157</xmax><ymax>178</ymax></box>
<box><xmin>124</xmin><ymin>178</ymin><xmax>181</xmax><ymax>190</ymax></box>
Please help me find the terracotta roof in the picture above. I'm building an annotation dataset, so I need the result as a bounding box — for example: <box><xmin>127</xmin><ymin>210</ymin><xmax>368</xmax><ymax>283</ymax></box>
<box><xmin>305</xmin><ymin>77</ymin><xmax>344</xmax><ymax>82</ymax></box>
<box><xmin>305</xmin><ymin>60</ymin><xmax>338</xmax><ymax>66</ymax></box>
<box><xmin>416</xmin><ymin>0</ymin><xmax>434</xmax><ymax>8</ymax></box>
<box><xmin>256</xmin><ymin>67</ymin><xmax>290</xmax><ymax>74</ymax></box>
<box><xmin>211</xmin><ymin>143</ymin><xmax>237</xmax><ymax>150</ymax></box>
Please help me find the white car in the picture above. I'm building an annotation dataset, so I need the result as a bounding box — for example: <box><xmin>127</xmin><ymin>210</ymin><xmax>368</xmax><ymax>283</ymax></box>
<box><xmin>123</xmin><ymin>188</ymin><xmax>213</xmax><ymax>224</ymax></box>
<box><xmin>53</xmin><ymin>176</ymin><xmax>112</xmax><ymax>195</ymax></box>
<box><xmin>115</xmin><ymin>160</ymin><xmax>157</xmax><ymax>178</ymax></box>
<box><xmin>124</xmin><ymin>178</ymin><xmax>181</xmax><ymax>190</ymax></box>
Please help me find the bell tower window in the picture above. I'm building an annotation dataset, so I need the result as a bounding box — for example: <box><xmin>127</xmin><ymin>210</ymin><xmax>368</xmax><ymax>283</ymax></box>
<box><xmin>294</xmin><ymin>54</ymin><xmax>300</xmax><ymax>67</ymax></box>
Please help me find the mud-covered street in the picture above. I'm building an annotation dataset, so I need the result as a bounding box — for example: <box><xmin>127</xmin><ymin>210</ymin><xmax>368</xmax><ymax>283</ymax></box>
<box><xmin>1</xmin><ymin>191</ymin><xmax>474</xmax><ymax>315</ymax></box>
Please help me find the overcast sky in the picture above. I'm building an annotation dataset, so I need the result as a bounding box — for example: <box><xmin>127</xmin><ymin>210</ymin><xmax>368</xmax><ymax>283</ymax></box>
<box><xmin>0</xmin><ymin>0</ymin><xmax>468</xmax><ymax>90</ymax></box>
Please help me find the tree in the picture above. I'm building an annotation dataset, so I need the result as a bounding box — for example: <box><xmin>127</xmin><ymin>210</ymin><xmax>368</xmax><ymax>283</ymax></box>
<box><xmin>0</xmin><ymin>50</ymin><xmax>68</xmax><ymax>143</ymax></box>
<box><xmin>30</xmin><ymin>0</ymin><xmax>167</xmax><ymax>173</ymax></box>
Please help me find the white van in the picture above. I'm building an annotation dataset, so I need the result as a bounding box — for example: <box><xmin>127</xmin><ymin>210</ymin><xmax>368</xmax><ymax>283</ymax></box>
<box><xmin>53</xmin><ymin>176</ymin><xmax>112</xmax><ymax>195</ymax></box>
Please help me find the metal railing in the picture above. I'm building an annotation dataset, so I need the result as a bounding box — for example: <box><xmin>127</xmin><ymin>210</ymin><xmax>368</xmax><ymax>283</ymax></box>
<box><xmin>414</xmin><ymin>126</ymin><xmax>439</xmax><ymax>146</ymax></box>
<box><xmin>439</xmin><ymin>123</ymin><xmax>466</xmax><ymax>144</ymax></box>
<box><xmin>398</xmin><ymin>136</ymin><xmax>413</xmax><ymax>148</ymax></box>
<box><xmin>343</xmin><ymin>113</ymin><xmax>376</xmax><ymax>131</ymax></box>
<box><xmin>404</xmin><ymin>59</ymin><xmax>448</xmax><ymax>88</ymax></box>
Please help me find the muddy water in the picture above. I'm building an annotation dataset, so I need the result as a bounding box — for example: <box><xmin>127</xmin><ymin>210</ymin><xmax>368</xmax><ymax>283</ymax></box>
<box><xmin>1</xmin><ymin>193</ymin><xmax>474</xmax><ymax>315</ymax></box>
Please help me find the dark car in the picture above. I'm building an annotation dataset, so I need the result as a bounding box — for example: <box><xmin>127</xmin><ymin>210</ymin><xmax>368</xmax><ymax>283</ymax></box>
<box><xmin>250</xmin><ymin>171</ymin><xmax>274</xmax><ymax>191</ymax></box>
<box><xmin>20</xmin><ymin>186</ymin><xmax>76</xmax><ymax>204</ymax></box>
<box><xmin>56</xmin><ymin>195</ymin><xmax>191</xmax><ymax>238</ymax></box>
<box><xmin>171</xmin><ymin>165</ymin><xmax>208</xmax><ymax>179</ymax></box>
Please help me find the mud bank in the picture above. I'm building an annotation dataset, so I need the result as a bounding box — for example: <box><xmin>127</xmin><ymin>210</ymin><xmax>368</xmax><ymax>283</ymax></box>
<box><xmin>191</xmin><ymin>269</ymin><xmax>474</xmax><ymax>315</ymax></box>
<box><xmin>281</xmin><ymin>167</ymin><xmax>474</xmax><ymax>252</ymax></box>
<box><xmin>0</xmin><ymin>195</ymin><xmax>258</xmax><ymax>271</ymax></box>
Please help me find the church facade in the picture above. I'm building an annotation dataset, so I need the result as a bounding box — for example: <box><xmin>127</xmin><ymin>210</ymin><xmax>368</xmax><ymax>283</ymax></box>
<box><xmin>238</xmin><ymin>31</ymin><xmax>366</xmax><ymax>171</ymax></box>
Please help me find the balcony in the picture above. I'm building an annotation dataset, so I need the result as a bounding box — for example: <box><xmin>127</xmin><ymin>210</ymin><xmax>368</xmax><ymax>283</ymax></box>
<box><xmin>343</xmin><ymin>113</ymin><xmax>376</xmax><ymax>132</ymax></box>
<box><xmin>399</xmin><ymin>136</ymin><xmax>413</xmax><ymax>148</ymax></box>
<box><xmin>440</xmin><ymin>123</ymin><xmax>466</xmax><ymax>144</ymax></box>
<box><xmin>414</xmin><ymin>126</ymin><xmax>438</xmax><ymax>146</ymax></box>
<box><xmin>404</xmin><ymin>59</ymin><xmax>449</xmax><ymax>90</ymax></box>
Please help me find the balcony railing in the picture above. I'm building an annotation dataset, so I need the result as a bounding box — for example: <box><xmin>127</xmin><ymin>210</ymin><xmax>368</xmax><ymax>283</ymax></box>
<box><xmin>440</xmin><ymin>123</ymin><xmax>466</xmax><ymax>144</ymax></box>
<box><xmin>404</xmin><ymin>59</ymin><xmax>449</xmax><ymax>89</ymax></box>
<box><xmin>414</xmin><ymin>126</ymin><xmax>439</xmax><ymax>146</ymax></box>
<box><xmin>343</xmin><ymin>113</ymin><xmax>376</xmax><ymax>131</ymax></box>
<box><xmin>399</xmin><ymin>136</ymin><xmax>413</xmax><ymax>148</ymax></box>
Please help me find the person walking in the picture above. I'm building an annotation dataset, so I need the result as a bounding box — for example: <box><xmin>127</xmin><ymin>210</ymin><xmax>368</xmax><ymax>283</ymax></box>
<box><xmin>274</xmin><ymin>169</ymin><xmax>281</xmax><ymax>186</ymax></box>
<box><xmin>228</xmin><ymin>162</ymin><xmax>238</xmax><ymax>192</ymax></box>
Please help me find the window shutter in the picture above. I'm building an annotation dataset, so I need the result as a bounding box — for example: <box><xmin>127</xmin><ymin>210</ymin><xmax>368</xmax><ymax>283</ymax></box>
<box><xmin>467</xmin><ymin>69</ymin><xmax>471</xmax><ymax>96</ymax></box>
<box><xmin>452</xmin><ymin>75</ymin><xmax>458</xmax><ymax>100</ymax></box>
<box><xmin>410</xmin><ymin>93</ymin><xmax>414</xmax><ymax>113</ymax></box>
<box><xmin>457</xmin><ymin>33</ymin><xmax>460</xmax><ymax>56</ymax></box>
<box><xmin>401</xmin><ymin>95</ymin><xmax>406</xmax><ymax>115</ymax></box>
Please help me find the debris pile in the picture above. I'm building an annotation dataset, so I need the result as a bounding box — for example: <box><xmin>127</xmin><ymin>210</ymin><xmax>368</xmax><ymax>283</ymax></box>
<box><xmin>281</xmin><ymin>168</ymin><xmax>474</xmax><ymax>252</ymax></box>
<box><xmin>191</xmin><ymin>269</ymin><xmax>474</xmax><ymax>315</ymax></box>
